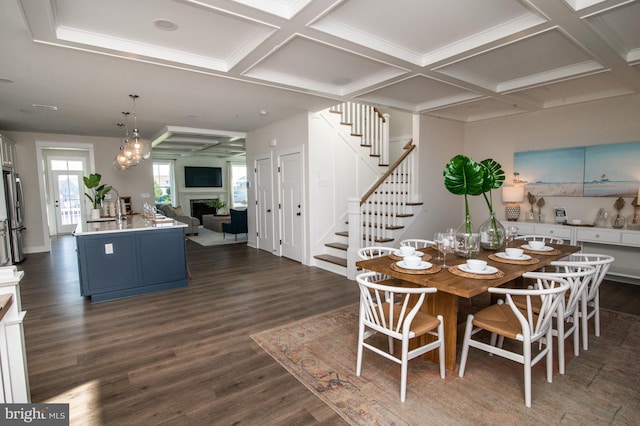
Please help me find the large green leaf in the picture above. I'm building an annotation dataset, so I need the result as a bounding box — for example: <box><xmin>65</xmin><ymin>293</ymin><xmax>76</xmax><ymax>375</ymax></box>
<box><xmin>443</xmin><ymin>155</ymin><xmax>484</xmax><ymax>196</ymax></box>
<box><xmin>83</xmin><ymin>173</ymin><xmax>102</xmax><ymax>189</ymax></box>
<box><xmin>479</xmin><ymin>159</ymin><xmax>505</xmax><ymax>192</ymax></box>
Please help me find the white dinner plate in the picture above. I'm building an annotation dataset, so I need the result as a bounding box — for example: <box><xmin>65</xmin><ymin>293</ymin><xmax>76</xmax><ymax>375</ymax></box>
<box><xmin>496</xmin><ymin>252</ymin><xmax>532</xmax><ymax>261</ymax></box>
<box><xmin>397</xmin><ymin>260</ymin><xmax>432</xmax><ymax>270</ymax></box>
<box><xmin>458</xmin><ymin>264</ymin><xmax>499</xmax><ymax>275</ymax></box>
<box><xmin>521</xmin><ymin>244</ymin><xmax>554</xmax><ymax>252</ymax></box>
<box><xmin>394</xmin><ymin>250</ymin><xmax>424</xmax><ymax>258</ymax></box>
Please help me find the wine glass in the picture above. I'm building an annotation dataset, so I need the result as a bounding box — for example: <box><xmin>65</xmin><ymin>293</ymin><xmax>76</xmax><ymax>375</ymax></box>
<box><xmin>441</xmin><ymin>232</ymin><xmax>456</xmax><ymax>268</ymax></box>
<box><xmin>506</xmin><ymin>226</ymin><xmax>519</xmax><ymax>247</ymax></box>
<box><xmin>433</xmin><ymin>232</ymin><xmax>444</xmax><ymax>261</ymax></box>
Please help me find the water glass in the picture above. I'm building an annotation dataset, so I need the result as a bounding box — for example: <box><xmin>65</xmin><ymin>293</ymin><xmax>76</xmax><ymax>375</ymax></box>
<box><xmin>433</xmin><ymin>232</ymin><xmax>444</xmax><ymax>261</ymax></box>
<box><xmin>506</xmin><ymin>225</ymin><xmax>519</xmax><ymax>247</ymax></box>
<box><xmin>441</xmin><ymin>232</ymin><xmax>456</xmax><ymax>268</ymax></box>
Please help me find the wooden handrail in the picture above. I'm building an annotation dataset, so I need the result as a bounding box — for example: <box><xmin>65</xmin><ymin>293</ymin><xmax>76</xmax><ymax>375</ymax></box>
<box><xmin>373</xmin><ymin>107</ymin><xmax>386</xmax><ymax>123</ymax></box>
<box><xmin>360</xmin><ymin>140</ymin><xmax>415</xmax><ymax>205</ymax></box>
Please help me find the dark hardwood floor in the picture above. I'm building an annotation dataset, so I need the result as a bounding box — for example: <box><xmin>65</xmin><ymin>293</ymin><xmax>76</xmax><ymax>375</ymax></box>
<box><xmin>17</xmin><ymin>236</ymin><xmax>639</xmax><ymax>425</ymax></box>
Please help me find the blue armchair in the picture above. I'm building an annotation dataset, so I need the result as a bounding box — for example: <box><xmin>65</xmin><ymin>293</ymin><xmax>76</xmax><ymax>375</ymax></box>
<box><xmin>222</xmin><ymin>209</ymin><xmax>248</xmax><ymax>240</ymax></box>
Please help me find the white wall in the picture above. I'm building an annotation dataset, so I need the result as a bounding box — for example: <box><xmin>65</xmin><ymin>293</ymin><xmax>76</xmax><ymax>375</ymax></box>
<box><xmin>4</xmin><ymin>131</ymin><xmax>153</xmax><ymax>253</ymax></box>
<box><xmin>401</xmin><ymin>115</ymin><xmax>465</xmax><ymax>241</ymax></box>
<box><xmin>464</xmin><ymin>94</ymin><xmax>640</xmax><ymax>225</ymax></box>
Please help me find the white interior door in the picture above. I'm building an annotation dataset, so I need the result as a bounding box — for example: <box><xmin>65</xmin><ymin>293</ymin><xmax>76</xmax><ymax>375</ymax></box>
<box><xmin>255</xmin><ymin>157</ymin><xmax>274</xmax><ymax>253</ymax></box>
<box><xmin>278</xmin><ymin>151</ymin><xmax>303</xmax><ymax>262</ymax></box>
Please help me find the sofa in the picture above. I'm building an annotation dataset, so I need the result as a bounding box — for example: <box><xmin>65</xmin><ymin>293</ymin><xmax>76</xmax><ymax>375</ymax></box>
<box><xmin>157</xmin><ymin>205</ymin><xmax>200</xmax><ymax>235</ymax></box>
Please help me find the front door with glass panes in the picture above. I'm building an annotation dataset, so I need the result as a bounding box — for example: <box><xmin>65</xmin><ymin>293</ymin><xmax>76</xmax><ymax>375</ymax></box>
<box><xmin>50</xmin><ymin>158</ymin><xmax>86</xmax><ymax>234</ymax></box>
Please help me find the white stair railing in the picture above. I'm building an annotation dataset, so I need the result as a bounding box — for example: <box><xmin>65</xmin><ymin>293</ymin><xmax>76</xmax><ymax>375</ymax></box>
<box><xmin>330</xmin><ymin>102</ymin><xmax>390</xmax><ymax>165</ymax></box>
<box><xmin>347</xmin><ymin>141</ymin><xmax>416</xmax><ymax>279</ymax></box>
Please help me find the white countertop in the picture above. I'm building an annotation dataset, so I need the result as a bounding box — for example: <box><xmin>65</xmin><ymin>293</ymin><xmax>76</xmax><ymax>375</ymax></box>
<box><xmin>74</xmin><ymin>215</ymin><xmax>187</xmax><ymax>236</ymax></box>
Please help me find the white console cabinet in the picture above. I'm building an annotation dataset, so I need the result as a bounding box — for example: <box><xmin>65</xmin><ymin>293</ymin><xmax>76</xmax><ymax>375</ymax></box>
<box><xmin>504</xmin><ymin>221</ymin><xmax>640</xmax><ymax>283</ymax></box>
<box><xmin>0</xmin><ymin>266</ymin><xmax>30</xmax><ymax>402</ymax></box>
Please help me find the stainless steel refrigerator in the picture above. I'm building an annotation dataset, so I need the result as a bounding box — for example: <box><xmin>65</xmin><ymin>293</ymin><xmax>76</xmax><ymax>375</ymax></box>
<box><xmin>3</xmin><ymin>170</ymin><xmax>25</xmax><ymax>263</ymax></box>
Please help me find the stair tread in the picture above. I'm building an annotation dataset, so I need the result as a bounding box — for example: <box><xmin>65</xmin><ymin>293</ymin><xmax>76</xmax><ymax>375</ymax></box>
<box><xmin>315</xmin><ymin>254</ymin><xmax>347</xmax><ymax>267</ymax></box>
<box><xmin>334</xmin><ymin>231</ymin><xmax>394</xmax><ymax>244</ymax></box>
<box><xmin>326</xmin><ymin>242</ymin><xmax>348</xmax><ymax>251</ymax></box>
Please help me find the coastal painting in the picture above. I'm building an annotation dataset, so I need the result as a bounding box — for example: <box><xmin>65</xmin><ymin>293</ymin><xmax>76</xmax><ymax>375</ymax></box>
<box><xmin>514</xmin><ymin>146</ymin><xmax>585</xmax><ymax>196</ymax></box>
<box><xmin>584</xmin><ymin>141</ymin><xmax>640</xmax><ymax>197</ymax></box>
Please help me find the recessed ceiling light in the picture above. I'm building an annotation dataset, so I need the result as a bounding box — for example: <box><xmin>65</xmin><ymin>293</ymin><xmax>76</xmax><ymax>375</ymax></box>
<box><xmin>154</xmin><ymin>19</ymin><xmax>178</xmax><ymax>31</ymax></box>
<box><xmin>259</xmin><ymin>110</ymin><xmax>268</xmax><ymax>115</ymax></box>
<box><xmin>32</xmin><ymin>104</ymin><xmax>58</xmax><ymax>111</ymax></box>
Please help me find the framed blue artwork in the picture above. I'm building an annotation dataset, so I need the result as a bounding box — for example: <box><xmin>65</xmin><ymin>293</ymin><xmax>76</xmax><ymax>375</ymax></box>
<box><xmin>584</xmin><ymin>141</ymin><xmax>640</xmax><ymax>197</ymax></box>
<box><xmin>514</xmin><ymin>146</ymin><xmax>585</xmax><ymax>196</ymax></box>
<box><xmin>514</xmin><ymin>141</ymin><xmax>640</xmax><ymax>197</ymax></box>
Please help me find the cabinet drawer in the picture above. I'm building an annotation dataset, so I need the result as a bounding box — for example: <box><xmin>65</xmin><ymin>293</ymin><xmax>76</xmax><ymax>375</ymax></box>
<box><xmin>577</xmin><ymin>229</ymin><xmax>621</xmax><ymax>244</ymax></box>
<box><xmin>621</xmin><ymin>231</ymin><xmax>640</xmax><ymax>247</ymax></box>
<box><xmin>510</xmin><ymin>223</ymin><xmax>535</xmax><ymax>234</ymax></box>
<box><xmin>535</xmin><ymin>225</ymin><xmax>571</xmax><ymax>239</ymax></box>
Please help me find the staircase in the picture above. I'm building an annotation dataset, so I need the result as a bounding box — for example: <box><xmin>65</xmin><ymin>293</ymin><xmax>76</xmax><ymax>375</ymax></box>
<box><xmin>313</xmin><ymin>102</ymin><xmax>421</xmax><ymax>278</ymax></box>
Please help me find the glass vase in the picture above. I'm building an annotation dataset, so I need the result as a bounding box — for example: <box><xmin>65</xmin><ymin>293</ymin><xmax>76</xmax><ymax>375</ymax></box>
<box><xmin>611</xmin><ymin>213</ymin><xmax>626</xmax><ymax>229</ymax></box>
<box><xmin>479</xmin><ymin>212</ymin><xmax>506</xmax><ymax>251</ymax></box>
<box><xmin>455</xmin><ymin>216</ymin><xmax>480</xmax><ymax>258</ymax></box>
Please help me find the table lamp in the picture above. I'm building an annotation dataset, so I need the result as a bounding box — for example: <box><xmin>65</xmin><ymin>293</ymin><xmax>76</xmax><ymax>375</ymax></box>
<box><xmin>502</xmin><ymin>186</ymin><xmax>525</xmax><ymax>221</ymax></box>
<box><xmin>629</xmin><ymin>187</ymin><xmax>640</xmax><ymax>230</ymax></box>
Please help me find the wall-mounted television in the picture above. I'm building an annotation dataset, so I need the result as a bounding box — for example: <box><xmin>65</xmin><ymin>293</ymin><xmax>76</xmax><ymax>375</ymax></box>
<box><xmin>184</xmin><ymin>166</ymin><xmax>223</xmax><ymax>188</ymax></box>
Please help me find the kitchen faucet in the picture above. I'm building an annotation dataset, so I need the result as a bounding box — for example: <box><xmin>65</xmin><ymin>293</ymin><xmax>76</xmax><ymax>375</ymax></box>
<box><xmin>109</xmin><ymin>188</ymin><xmax>124</xmax><ymax>222</ymax></box>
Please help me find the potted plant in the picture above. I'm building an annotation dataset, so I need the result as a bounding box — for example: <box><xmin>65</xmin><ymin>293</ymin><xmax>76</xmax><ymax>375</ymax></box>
<box><xmin>207</xmin><ymin>198</ymin><xmax>227</xmax><ymax>215</ymax></box>
<box><xmin>443</xmin><ymin>155</ymin><xmax>485</xmax><ymax>257</ymax></box>
<box><xmin>83</xmin><ymin>173</ymin><xmax>112</xmax><ymax>219</ymax></box>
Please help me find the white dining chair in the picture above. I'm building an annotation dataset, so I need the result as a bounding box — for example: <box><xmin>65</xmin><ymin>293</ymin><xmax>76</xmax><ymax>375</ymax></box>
<box><xmin>400</xmin><ymin>239</ymin><xmax>435</xmax><ymax>249</ymax></box>
<box><xmin>566</xmin><ymin>253</ymin><xmax>615</xmax><ymax>350</ymax></box>
<box><xmin>356</xmin><ymin>272</ymin><xmax>445</xmax><ymax>402</ymax></box>
<box><xmin>515</xmin><ymin>234</ymin><xmax>565</xmax><ymax>245</ymax></box>
<box><xmin>357</xmin><ymin>246</ymin><xmax>403</xmax><ymax>286</ymax></box>
<box><xmin>510</xmin><ymin>262</ymin><xmax>596</xmax><ymax>374</ymax></box>
<box><xmin>458</xmin><ymin>273</ymin><xmax>571</xmax><ymax>407</ymax></box>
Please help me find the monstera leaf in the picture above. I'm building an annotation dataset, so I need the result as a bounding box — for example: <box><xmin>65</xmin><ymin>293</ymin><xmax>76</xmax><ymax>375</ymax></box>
<box><xmin>480</xmin><ymin>159</ymin><xmax>505</xmax><ymax>193</ymax></box>
<box><xmin>443</xmin><ymin>155</ymin><xmax>485</xmax><ymax>197</ymax></box>
<box><xmin>479</xmin><ymin>158</ymin><xmax>505</xmax><ymax>214</ymax></box>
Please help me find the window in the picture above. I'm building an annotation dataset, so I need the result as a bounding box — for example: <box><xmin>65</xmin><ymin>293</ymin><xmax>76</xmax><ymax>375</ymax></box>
<box><xmin>153</xmin><ymin>161</ymin><xmax>174</xmax><ymax>205</ymax></box>
<box><xmin>230</xmin><ymin>163</ymin><xmax>247</xmax><ymax>208</ymax></box>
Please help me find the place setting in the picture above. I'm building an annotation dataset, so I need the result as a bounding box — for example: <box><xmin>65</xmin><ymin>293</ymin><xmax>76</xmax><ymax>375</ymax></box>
<box><xmin>489</xmin><ymin>247</ymin><xmax>540</xmax><ymax>265</ymax></box>
<box><xmin>390</xmin><ymin>252</ymin><xmax>441</xmax><ymax>274</ymax></box>
<box><xmin>448</xmin><ymin>259</ymin><xmax>505</xmax><ymax>279</ymax></box>
<box><xmin>389</xmin><ymin>245</ymin><xmax>432</xmax><ymax>261</ymax></box>
<box><xmin>520</xmin><ymin>240</ymin><xmax>561</xmax><ymax>255</ymax></box>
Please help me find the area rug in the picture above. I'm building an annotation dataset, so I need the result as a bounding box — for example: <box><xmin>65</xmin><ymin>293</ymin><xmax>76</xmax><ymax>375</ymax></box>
<box><xmin>251</xmin><ymin>304</ymin><xmax>639</xmax><ymax>425</ymax></box>
<box><xmin>187</xmin><ymin>227</ymin><xmax>247</xmax><ymax>246</ymax></box>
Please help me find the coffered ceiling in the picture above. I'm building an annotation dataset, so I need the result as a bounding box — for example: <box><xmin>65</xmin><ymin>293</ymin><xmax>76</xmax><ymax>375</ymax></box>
<box><xmin>1</xmin><ymin>0</ymin><xmax>639</xmax><ymax>158</ymax></box>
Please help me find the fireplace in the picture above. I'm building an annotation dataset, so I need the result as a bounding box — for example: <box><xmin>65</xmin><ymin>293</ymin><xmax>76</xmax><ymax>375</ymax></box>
<box><xmin>190</xmin><ymin>199</ymin><xmax>217</xmax><ymax>223</ymax></box>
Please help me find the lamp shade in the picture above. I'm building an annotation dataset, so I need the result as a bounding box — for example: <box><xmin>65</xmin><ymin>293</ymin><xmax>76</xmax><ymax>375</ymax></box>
<box><xmin>502</xmin><ymin>186</ymin><xmax>525</xmax><ymax>203</ymax></box>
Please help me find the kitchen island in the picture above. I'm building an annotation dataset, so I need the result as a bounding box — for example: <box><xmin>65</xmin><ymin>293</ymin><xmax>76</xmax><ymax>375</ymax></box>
<box><xmin>74</xmin><ymin>215</ymin><xmax>188</xmax><ymax>303</ymax></box>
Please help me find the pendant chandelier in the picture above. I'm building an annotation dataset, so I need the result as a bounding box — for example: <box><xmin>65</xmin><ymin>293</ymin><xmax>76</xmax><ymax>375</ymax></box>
<box><xmin>113</xmin><ymin>94</ymin><xmax>151</xmax><ymax>170</ymax></box>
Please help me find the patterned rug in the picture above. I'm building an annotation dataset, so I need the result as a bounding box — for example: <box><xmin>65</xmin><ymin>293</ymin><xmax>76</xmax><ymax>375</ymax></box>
<box><xmin>187</xmin><ymin>227</ymin><xmax>247</xmax><ymax>246</ymax></box>
<box><xmin>251</xmin><ymin>303</ymin><xmax>639</xmax><ymax>425</ymax></box>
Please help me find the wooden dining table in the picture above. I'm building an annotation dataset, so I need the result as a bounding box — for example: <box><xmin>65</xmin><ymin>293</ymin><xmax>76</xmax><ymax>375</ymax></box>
<box><xmin>355</xmin><ymin>243</ymin><xmax>581</xmax><ymax>371</ymax></box>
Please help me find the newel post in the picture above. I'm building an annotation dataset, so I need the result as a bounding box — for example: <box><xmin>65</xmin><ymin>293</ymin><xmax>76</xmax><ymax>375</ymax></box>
<box><xmin>381</xmin><ymin>113</ymin><xmax>390</xmax><ymax>166</ymax></box>
<box><xmin>347</xmin><ymin>197</ymin><xmax>361</xmax><ymax>280</ymax></box>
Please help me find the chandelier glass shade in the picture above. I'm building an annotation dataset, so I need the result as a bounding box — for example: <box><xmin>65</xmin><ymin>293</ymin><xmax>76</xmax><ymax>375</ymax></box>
<box><xmin>113</xmin><ymin>95</ymin><xmax>150</xmax><ymax>170</ymax></box>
